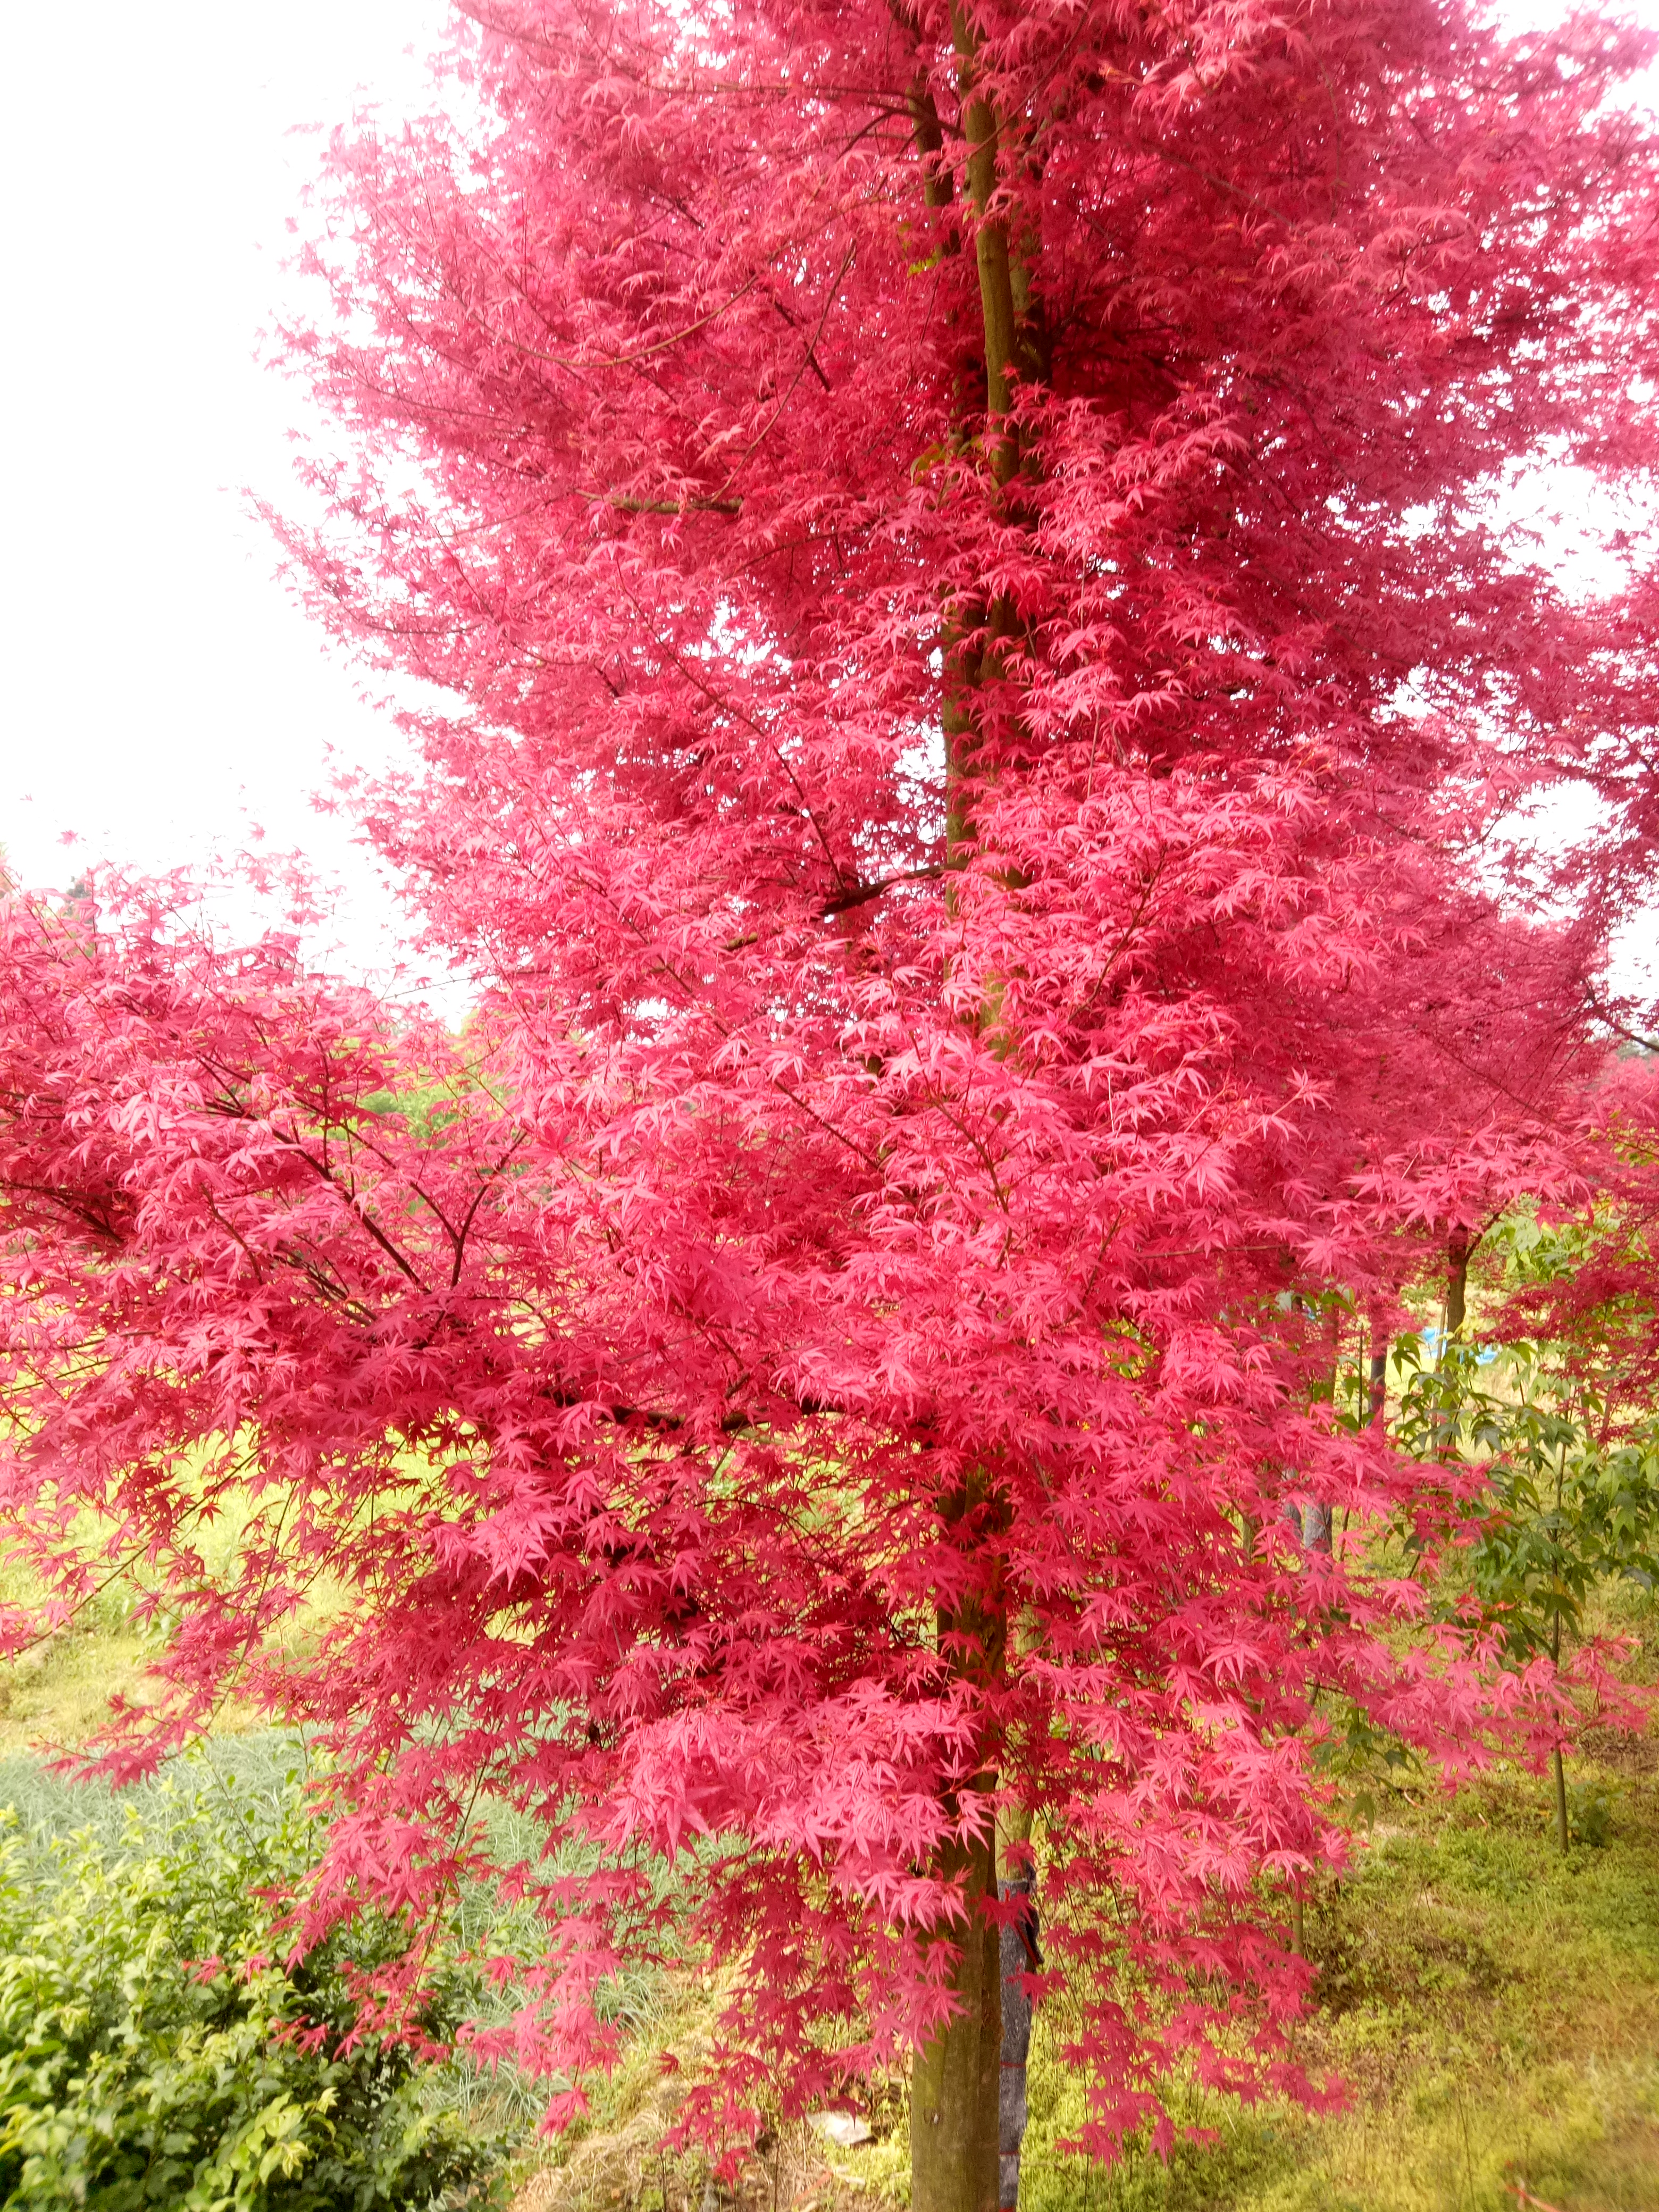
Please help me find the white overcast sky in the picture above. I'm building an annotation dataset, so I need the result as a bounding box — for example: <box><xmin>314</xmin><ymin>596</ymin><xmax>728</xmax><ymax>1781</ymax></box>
<box><xmin>0</xmin><ymin>2</ymin><xmax>1654</xmax><ymax>1002</ymax></box>
<box><xmin>1</xmin><ymin>0</ymin><xmax>455</xmax><ymax>990</ymax></box>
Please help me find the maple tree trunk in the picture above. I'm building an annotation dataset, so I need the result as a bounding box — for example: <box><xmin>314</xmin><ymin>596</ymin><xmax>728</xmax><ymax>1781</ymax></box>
<box><xmin>911</xmin><ymin>1814</ymin><xmax>1040</xmax><ymax>2212</ymax></box>
<box><xmin>1368</xmin><ymin>1337</ymin><xmax>1389</xmax><ymax>1427</ymax></box>
<box><xmin>1446</xmin><ymin>1236</ymin><xmax>1470</xmax><ymax>1339</ymax></box>
<box><xmin>908</xmin><ymin>29</ymin><xmax>1025</xmax><ymax>2207</ymax></box>
<box><xmin>907</xmin><ymin>1392</ymin><xmax>1018</xmax><ymax>2212</ymax></box>
<box><xmin>911</xmin><ymin>1820</ymin><xmax>1001</xmax><ymax>2212</ymax></box>
<box><xmin>952</xmin><ymin>6</ymin><xmax>1015</xmax><ymax>435</ymax></box>
<box><xmin>1300</xmin><ymin>1500</ymin><xmax>1334</xmax><ymax>1553</ymax></box>
<box><xmin>1300</xmin><ymin>1328</ymin><xmax>1387</xmax><ymax>1547</ymax></box>
<box><xmin>1288</xmin><ymin>1302</ymin><xmax>1335</xmax><ymax>1552</ymax></box>
<box><xmin>1551</xmin><ymin>1603</ymin><xmax>1570</xmax><ymax>1853</ymax></box>
<box><xmin>910</xmin><ymin>1797</ymin><xmax>1038</xmax><ymax>2212</ymax></box>
<box><xmin>996</xmin><ymin>1808</ymin><xmax>1037</xmax><ymax>2212</ymax></box>
<box><xmin>1434</xmin><ymin>1237</ymin><xmax>1471</xmax><ymax>1461</ymax></box>
<box><xmin>911</xmin><ymin>21</ymin><xmax>1026</xmax><ymax>2212</ymax></box>
<box><xmin>914</xmin><ymin>1494</ymin><xmax>1008</xmax><ymax>2212</ymax></box>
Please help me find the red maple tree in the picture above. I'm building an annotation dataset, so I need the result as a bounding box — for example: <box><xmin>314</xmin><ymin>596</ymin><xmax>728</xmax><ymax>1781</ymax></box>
<box><xmin>2</xmin><ymin>4</ymin><xmax>1655</xmax><ymax>2206</ymax></box>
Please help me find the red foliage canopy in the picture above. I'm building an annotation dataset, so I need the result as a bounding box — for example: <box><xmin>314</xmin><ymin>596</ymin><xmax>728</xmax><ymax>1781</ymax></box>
<box><xmin>2</xmin><ymin>0</ymin><xmax>1655</xmax><ymax>2174</ymax></box>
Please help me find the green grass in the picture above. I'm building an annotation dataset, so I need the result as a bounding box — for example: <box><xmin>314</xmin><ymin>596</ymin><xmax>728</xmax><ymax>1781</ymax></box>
<box><xmin>0</xmin><ymin>1607</ymin><xmax>151</xmax><ymax>1757</ymax></box>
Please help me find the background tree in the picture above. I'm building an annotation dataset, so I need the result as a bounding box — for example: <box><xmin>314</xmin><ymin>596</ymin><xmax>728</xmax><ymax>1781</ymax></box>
<box><xmin>1392</xmin><ymin>1065</ymin><xmax>1659</xmax><ymax>1849</ymax></box>
<box><xmin>3</xmin><ymin>5</ymin><xmax>1658</xmax><ymax>2211</ymax></box>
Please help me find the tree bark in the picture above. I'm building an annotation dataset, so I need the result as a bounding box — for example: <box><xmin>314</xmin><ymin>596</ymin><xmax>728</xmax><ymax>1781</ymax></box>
<box><xmin>912</xmin><ymin>1821</ymin><xmax>1002</xmax><ymax>2212</ymax></box>
<box><xmin>950</xmin><ymin>6</ymin><xmax>1017</xmax><ymax>443</ymax></box>
<box><xmin>1445</xmin><ymin>1235</ymin><xmax>1470</xmax><ymax>1340</ymax></box>
<box><xmin>908</xmin><ymin>25</ymin><xmax>1031</xmax><ymax>2211</ymax></box>
<box><xmin>912</xmin><ymin>1475</ymin><xmax>1007</xmax><ymax>2212</ymax></box>
<box><xmin>1367</xmin><ymin>1337</ymin><xmax>1388</xmax><ymax>1428</ymax></box>
<box><xmin>1551</xmin><ymin>1586</ymin><xmax>1570</xmax><ymax>1854</ymax></box>
<box><xmin>1293</xmin><ymin>1293</ymin><xmax>1334</xmax><ymax>1552</ymax></box>
<box><xmin>995</xmin><ymin>1808</ymin><xmax>1038</xmax><ymax>2212</ymax></box>
<box><xmin>1300</xmin><ymin>1500</ymin><xmax>1333</xmax><ymax>1553</ymax></box>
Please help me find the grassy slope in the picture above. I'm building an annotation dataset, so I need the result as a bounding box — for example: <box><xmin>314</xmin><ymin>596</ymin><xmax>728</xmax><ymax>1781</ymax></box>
<box><xmin>5</xmin><ymin>1607</ymin><xmax>1658</xmax><ymax>2212</ymax></box>
<box><xmin>1021</xmin><ymin>1743</ymin><xmax>1659</xmax><ymax>2212</ymax></box>
<box><xmin>0</xmin><ymin>1607</ymin><xmax>150</xmax><ymax>1757</ymax></box>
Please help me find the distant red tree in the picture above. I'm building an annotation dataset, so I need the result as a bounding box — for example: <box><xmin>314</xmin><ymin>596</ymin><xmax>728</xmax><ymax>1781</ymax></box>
<box><xmin>2</xmin><ymin>5</ymin><xmax>1655</xmax><ymax>2208</ymax></box>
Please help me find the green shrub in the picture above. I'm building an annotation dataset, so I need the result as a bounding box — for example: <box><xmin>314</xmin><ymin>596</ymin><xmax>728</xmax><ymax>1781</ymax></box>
<box><xmin>0</xmin><ymin>1760</ymin><xmax>504</xmax><ymax>2210</ymax></box>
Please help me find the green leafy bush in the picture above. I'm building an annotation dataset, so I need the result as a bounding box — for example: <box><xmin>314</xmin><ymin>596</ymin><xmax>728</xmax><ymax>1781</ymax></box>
<box><xmin>1394</xmin><ymin>1334</ymin><xmax>1659</xmax><ymax>1662</ymax></box>
<box><xmin>0</xmin><ymin>1761</ymin><xmax>504</xmax><ymax>2210</ymax></box>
